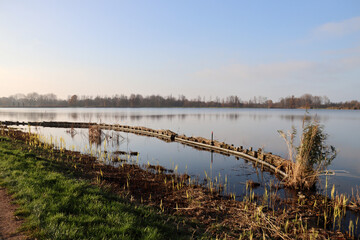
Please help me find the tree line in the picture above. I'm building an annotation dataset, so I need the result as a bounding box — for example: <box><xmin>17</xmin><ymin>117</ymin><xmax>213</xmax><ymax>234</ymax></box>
<box><xmin>0</xmin><ymin>92</ymin><xmax>359</xmax><ymax>109</ymax></box>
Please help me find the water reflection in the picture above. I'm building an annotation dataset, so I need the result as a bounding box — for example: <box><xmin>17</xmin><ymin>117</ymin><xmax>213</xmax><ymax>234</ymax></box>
<box><xmin>0</xmin><ymin>110</ymin><xmax>57</xmax><ymax>121</ymax></box>
<box><xmin>70</xmin><ymin>112</ymin><xmax>79</xmax><ymax>120</ymax></box>
<box><xmin>0</xmin><ymin>108</ymin><xmax>341</xmax><ymax>123</ymax></box>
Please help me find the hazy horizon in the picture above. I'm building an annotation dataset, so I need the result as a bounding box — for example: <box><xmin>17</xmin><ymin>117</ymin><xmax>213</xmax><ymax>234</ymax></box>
<box><xmin>1</xmin><ymin>1</ymin><xmax>360</xmax><ymax>102</ymax></box>
<box><xmin>0</xmin><ymin>91</ymin><xmax>345</xmax><ymax>103</ymax></box>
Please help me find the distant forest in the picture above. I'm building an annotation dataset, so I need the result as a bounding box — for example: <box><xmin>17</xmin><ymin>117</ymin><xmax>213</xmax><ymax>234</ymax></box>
<box><xmin>0</xmin><ymin>93</ymin><xmax>359</xmax><ymax>109</ymax></box>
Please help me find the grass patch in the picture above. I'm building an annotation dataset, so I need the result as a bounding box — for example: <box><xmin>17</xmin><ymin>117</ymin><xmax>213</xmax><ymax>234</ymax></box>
<box><xmin>0</xmin><ymin>136</ymin><xmax>192</xmax><ymax>240</ymax></box>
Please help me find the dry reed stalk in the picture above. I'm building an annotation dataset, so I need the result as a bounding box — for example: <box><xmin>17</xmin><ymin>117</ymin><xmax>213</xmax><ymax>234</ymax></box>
<box><xmin>279</xmin><ymin>118</ymin><xmax>336</xmax><ymax>190</ymax></box>
<box><xmin>291</xmin><ymin>123</ymin><xmax>319</xmax><ymax>189</ymax></box>
<box><xmin>65</xmin><ymin>127</ymin><xmax>77</xmax><ymax>138</ymax></box>
<box><xmin>89</xmin><ymin>125</ymin><xmax>102</xmax><ymax>144</ymax></box>
<box><xmin>349</xmin><ymin>187</ymin><xmax>360</xmax><ymax>212</ymax></box>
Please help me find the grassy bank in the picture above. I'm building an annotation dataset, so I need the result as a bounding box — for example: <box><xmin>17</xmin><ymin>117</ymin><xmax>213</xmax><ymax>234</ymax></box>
<box><xmin>0</xmin><ymin>135</ymin><xmax>192</xmax><ymax>239</ymax></box>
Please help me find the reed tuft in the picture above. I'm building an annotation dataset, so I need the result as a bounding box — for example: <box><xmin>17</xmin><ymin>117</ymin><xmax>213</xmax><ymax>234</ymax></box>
<box><xmin>89</xmin><ymin>125</ymin><xmax>102</xmax><ymax>144</ymax></box>
<box><xmin>279</xmin><ymin>117</ymin><xmax>336</xmax><ymax>189</ymax></box>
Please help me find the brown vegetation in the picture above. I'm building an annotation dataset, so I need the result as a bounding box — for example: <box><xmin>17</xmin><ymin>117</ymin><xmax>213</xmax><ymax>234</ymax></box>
<box><xmin>89</xmin><ymin>124</ymin><xmax>102</xmax><ymax>144</ymax></box>
<box><xmin>279</xmin><ymin>119</ymin><xmax>336</xmax><ymax>190</ymax></box>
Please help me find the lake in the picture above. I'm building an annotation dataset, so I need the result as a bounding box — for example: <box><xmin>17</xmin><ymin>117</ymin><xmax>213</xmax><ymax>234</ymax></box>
<box><xmin>1</xmin><ymin>108</ymin><xmax>359</xmax><ymax>197</ymax></box>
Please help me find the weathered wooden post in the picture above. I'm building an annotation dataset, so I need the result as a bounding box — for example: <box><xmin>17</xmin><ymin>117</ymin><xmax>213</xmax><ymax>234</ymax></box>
<box><xmin>170</xmin><ymin>133</ymin><xmax>176</xmax><ymax>141</ymax></box>
<box><xmin>211</xmin><ymin>131</ymin><xmax>214</xmax><ymax>146</ymax></box>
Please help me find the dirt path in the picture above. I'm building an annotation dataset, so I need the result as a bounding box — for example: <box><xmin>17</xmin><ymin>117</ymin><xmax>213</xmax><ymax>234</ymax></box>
<box><xmin>0</xmin><ymin>188</ymin><xmax>26</xmax><ymax>240</ymax></box>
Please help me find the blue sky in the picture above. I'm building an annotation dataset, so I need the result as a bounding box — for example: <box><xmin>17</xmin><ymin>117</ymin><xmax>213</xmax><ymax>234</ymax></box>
<box><xmin>1</xmin><ymin>1</ymin><xmax>360</xmax><ymax>102</ymax></box>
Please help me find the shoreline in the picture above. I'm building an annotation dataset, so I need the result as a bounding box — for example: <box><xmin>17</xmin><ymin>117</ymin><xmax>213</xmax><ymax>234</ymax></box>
<box><xmin>0</xmin><ymin>126</ymin><xmax>356</xmax><ymax>239</ymax></box>
<box><xmin>0</xmin><ymin>106</ymin><xmax>359</xmax><ymax>110</ymax></box>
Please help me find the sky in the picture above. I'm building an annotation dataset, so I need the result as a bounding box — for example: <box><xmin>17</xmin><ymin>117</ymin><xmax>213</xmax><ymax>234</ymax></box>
<box><xmin>0</xmin><ymin>1</ymin><xmax>360</xmax><ymax>102</ymax></box>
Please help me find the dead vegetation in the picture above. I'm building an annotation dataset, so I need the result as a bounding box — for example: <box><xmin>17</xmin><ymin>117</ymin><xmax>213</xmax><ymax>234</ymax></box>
<box><xmin>279</xmin><ymin>118</ymin><xmax>336</xmax><ymax>190</ymax></box>
<box><xmin>349</xmin><ymin>187</ymin><xmax>360</xmax><ymax>213</ymax></box>
<box><xmin>65</xmin><ymin>127</ymin><xmax>77</xmax><ymax>138</ymax></box>
<box><xmin>89</xmin><ymin>124</ymin><xmax>102</xmax><ymax>144</ymax></box>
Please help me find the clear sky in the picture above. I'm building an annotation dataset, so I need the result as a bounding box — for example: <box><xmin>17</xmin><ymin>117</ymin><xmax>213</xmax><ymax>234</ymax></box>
<box><xmin>1</xmin><ymin>0</ymin><xmax>359</xmax><ymax>102</ymax></box>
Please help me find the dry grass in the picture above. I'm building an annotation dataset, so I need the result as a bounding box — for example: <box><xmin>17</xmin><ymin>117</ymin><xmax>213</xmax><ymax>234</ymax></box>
<box><xmin>65</xmin><ymin>127</ymin><xmax>77</xmax><ymax>138</ymax></box>
<box><xmin>278</xmin><ymin>126</ymin><xmax>317</xmax><ymax>189</ymax></box>
<box><xmin>89</xmin><ymin>124</ymin><xmax>102</xmax><ymax>144</ymax></box>
<box><xmin>349</xmin><ymin>187</ymin><xmax>360</xmax><ymax>212</ymax></box>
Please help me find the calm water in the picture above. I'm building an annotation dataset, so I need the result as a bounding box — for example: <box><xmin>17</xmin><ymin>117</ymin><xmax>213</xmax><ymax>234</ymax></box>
<box><xmin>1</xmin><ymin>108</ymin><xmax>359</xmax><ymax>197</ymax></box>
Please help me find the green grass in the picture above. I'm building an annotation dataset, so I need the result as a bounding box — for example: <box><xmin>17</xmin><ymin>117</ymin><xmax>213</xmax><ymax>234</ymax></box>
<box><xmin>0</xmin><ymin>136</ymin><xmax>192</xmax><ymax>240</ymax></box>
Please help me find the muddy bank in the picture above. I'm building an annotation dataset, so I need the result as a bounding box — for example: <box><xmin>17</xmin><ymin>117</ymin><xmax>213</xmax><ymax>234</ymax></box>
<box><xmin>0</xmin><ymin>188</ymin><xmax>26</xmax><ymax>240</ymax></box>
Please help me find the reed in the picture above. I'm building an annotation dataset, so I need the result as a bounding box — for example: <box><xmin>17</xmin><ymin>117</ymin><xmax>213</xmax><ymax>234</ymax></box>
<box><xmin>89</xmin><ymin>124</ymin><xmax>102</xmax><ymax>145</ymax></box>
<box><xmin>279</xmin><ymin>118</ymin><xmax>336</xmax><ymax>189</ymax></box>
<box><xmin>349</xmin><ymin>187</ymin><xmax>360</xmax><ymax>212</ymax></box>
